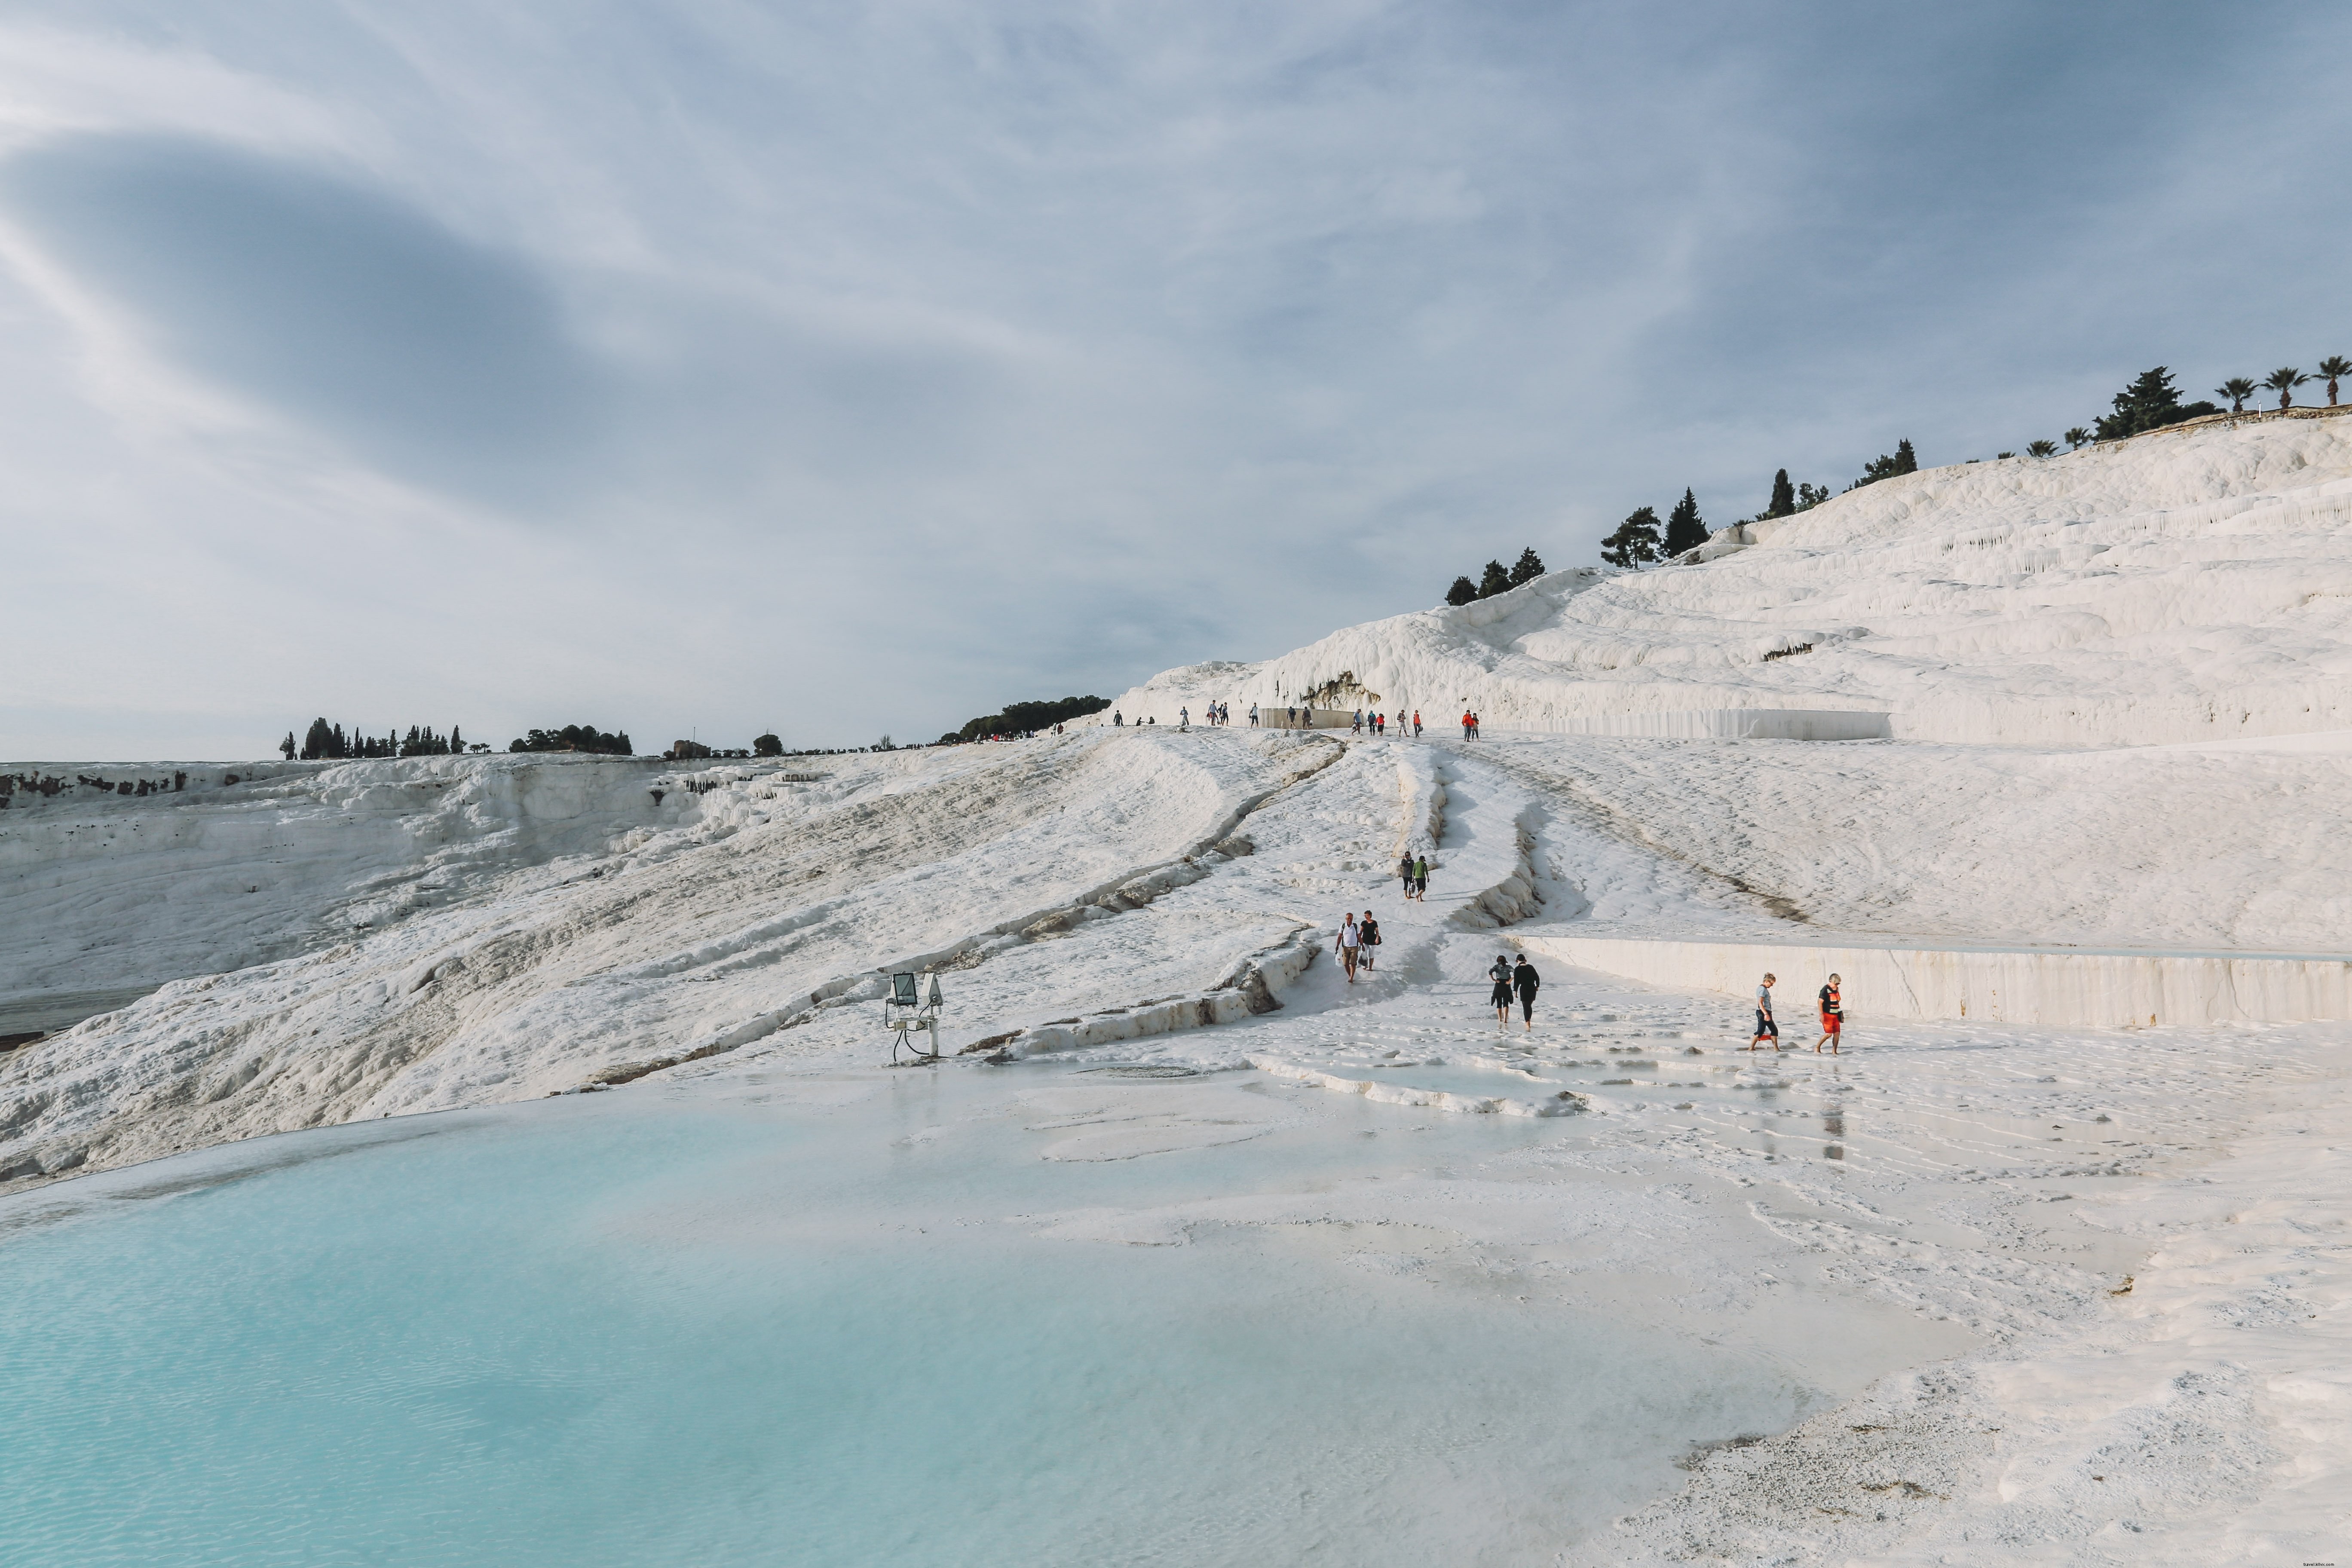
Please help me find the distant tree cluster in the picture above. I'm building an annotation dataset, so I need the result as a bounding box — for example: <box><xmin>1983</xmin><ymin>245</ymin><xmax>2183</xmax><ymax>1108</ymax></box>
<box><xmin>511</xmin><ymin>725</ymin><xmax>633</xmax><ymax>755</ymax></box>
<box><xmin>281</xmin><ymin>719</ymin><xmax>472</xmax><ymax>760</ymax></box>
<box><xmin>1599</xmin><ymin>490</ymin><xmax>1718</xmax><ymax>568</ymax></box>
<box><xmin>1444</xmin><ymin>548</ymin><xmax>1545</xmax><ymax>606</ymax></box>
<box><xmin>1582</xmin><ymin>349</ymin><xmax>2352</xmax><ymax>580</ymax></box>
<box><xmin>1602</xmin><ymin>463</ymin><xmax>1848</xmax><ymax>571</ymax></box>
<box><xmin>943</xmin><ymin>695</ymin><xmax>1111</xmax><ymax>744</ymax></box>
<box><xmin>2094</xmin><ymin>368</ymin><xmax>2218</xmax><ymax>441</ymax></box>
<box><xmin>1847</xmin><ymin>439</ymin><xmax>1919</xmax><ymax>492</ymax></box>
<box><xmin>1993</xmin><ymin>358</ymin><xmax>2348</xmax><ymax>460</ymax></box>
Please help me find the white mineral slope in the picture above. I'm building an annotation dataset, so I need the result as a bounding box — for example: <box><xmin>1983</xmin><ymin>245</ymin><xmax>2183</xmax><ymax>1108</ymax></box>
<box><xmin>0</xmin><ymin>755</ymin><xmax>675</xmax><ymax>1004</ymax></box>
<box><xmin>671</xmin><ymin>733</ymin><xmax>2352</xmax><ymax>1563</ymax></box>
<box><xmin>1100</xmin><ymin>415</ymin><xmax>2352</xmax><ymax>746</ymax></box>
<box><xmin>0</xmin><ymin>732</ymin><xmax>1335</xmax><ymax>1183</ymax></box>
<box><xmin>1485</xmin><ymin>732</ymin><xmax>2352</xmax><ymax>953</ymax></box>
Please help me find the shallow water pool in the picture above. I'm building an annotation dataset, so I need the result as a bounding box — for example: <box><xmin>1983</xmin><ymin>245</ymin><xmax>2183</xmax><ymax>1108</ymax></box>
<box><xmin>0</xmin><ymin>1070</ymin><xmax>1825</xmax><ymax>1566</ymax></box>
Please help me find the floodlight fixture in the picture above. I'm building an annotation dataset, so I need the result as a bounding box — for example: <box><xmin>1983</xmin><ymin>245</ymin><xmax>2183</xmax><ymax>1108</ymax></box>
<box><xmin>885</xmin><ymin>969</ymin><xmax>947</xmax><ymax>1064</ymax></box>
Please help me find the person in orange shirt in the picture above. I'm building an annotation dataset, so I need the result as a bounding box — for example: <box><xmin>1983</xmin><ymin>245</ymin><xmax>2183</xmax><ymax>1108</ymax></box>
<box><xmin>1816</xmin><ymin>974</ymin><xmax>1843</xmax><ymax>1054</ymax></box>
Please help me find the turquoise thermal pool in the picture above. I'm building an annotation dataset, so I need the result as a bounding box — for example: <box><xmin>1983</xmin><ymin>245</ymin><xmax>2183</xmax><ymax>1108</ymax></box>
<box><xmin>0</xmin><ymin>1069</ymin><xmax>1832</xmax><ymax>1566</ymax></box>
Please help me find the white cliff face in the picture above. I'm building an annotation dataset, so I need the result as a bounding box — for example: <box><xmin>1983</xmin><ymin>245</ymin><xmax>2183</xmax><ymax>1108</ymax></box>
<box><xmin>1102</xmin><ymin>416</ymin><xmax>2352</xmax><ymax>746</ymax></box>
<box><xmin>0</xmin><ymin>732</ymin><xmax>1334</xmax><ymax>1180</ymax></box>
<box><xmin>0</xmin><ymin>753</ymin><xmax>683</xmax><ymax>1000</ymax></box>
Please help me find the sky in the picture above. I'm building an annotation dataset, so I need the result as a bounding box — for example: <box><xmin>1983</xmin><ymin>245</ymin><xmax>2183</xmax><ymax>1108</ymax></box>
<box><xmin>3</xmin><ymin>0</ymin><xmax>2348</xmax><ymax>759</ymax></box>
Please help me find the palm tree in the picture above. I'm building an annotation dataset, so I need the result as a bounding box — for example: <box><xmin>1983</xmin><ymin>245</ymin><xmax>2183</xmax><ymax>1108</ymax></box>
<box><xmin>2263</xmin><ymin>367</ymin><xmax>2311</xmax><ymax>410</ymax></box>
<box><xmin>2216</xmin><ymin>377</ymin><xmax>2256</xmax><ymax>414</ymax></box>
<box><xmin>2064</xmin><ymin>428</ymin><xmax>2090</xmax><ymax>449</ymax></box>
<box><xmin>2318</xmin><ymin>356</ymin><xmax>2351</xmax><ymax>408</ymax></box>
<box><xmin>2026</xmin><ymin>440</ymin><xmax>2058</xmax><ymax>458</ymax></box>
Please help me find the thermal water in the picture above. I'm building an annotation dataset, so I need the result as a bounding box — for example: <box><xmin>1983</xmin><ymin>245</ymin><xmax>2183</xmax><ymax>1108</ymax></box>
<box><xmin>0</xmin><ymin>1068</ymin><xmax>1835</xmax><ymax>1566</ymax></box>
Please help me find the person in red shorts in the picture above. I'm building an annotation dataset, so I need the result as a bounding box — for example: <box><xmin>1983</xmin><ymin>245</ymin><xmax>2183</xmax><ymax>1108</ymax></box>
<box><xmin>1816</xmin><ymin>974</ymin><xmax>1843</xmax><ymax>1054</ymax></box>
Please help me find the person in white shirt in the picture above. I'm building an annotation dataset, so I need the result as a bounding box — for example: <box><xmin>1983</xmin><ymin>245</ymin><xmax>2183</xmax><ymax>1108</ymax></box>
<box><xmin>1335</xmin><ymin>915</ymin><xmax>1362</xmax><ymax>982</ymax></box>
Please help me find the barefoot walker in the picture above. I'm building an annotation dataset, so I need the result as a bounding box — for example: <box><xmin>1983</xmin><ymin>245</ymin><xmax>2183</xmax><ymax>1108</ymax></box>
<box><xmin>1816</xmin><ymin>974</ymin><xmax>1842</xmax><ymax>1053</ymax></box>
<box><xmin>1750</xmin><ymin>972</ymin><xmax>1780</xmax><ymax>1051</ymax></box>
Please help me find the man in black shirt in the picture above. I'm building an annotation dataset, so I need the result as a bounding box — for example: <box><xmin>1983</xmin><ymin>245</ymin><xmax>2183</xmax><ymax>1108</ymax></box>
<box><xmin>1511</xmin><ymin>954</ymin><xmax>1540</xmax><ymax>1029</ymax></box>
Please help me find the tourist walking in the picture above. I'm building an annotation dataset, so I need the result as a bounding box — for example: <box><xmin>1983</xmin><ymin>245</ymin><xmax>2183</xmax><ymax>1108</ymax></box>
<box><xmin>1412</xmin><ymin>710</ymin><xmax>1422</xmax><ymax>738</ymax></box>
<box><xmin>1359</xmin><ymin>912</ymin><xmax>1381</xmax><ymax>970</ymax></box>
<box><xmin>1336</xmin><ymin>915</ymin><xmax>1363</xmax><ymax>983</ymax></box>
<box><xmin>1249</xmin><ymin>704</ymin><xmax>1259</xmax><ymax>728</ymax></box>
<box><xmin>1399</xmin><ymin>853</ymin><xmax>1417</xmax><ymax>897</ymax></box>
<box><xmin>1512</xmin><ymin>954</ymin><xmax>1540</xmax><ymax>1029</ymax></box>
<box><xmin>1351</xmin><ymin>710</ymin><xmax>1363</xmax><ymax>735</ymax></box>
<box><xmin>1816</xmin><ymin>974</ymin><xmax>1843</xmax><ymax>1054</ymax></box>
<box><xmin>1413</xmin><ymin>853</ymin><xmax>1429</xmax><ymax>900</ymax></box>
<box><xmin>1488</xmin><ymin>954</ymin><xmax>1515</xmax><ymax>1025</ymax></box>
<box><xmin>1750</xmin><ymin>973</ymin><xmax>1780</xmax><ymax>1051</ymax></box>
<box><xmin>1179</xmin><ymin>706</ymin><xmax>1190</xmax><ymax>732</ymax></box>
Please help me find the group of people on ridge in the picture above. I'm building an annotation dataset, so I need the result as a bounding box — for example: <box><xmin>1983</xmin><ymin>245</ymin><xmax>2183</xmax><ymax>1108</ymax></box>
<box><xmin>1127</xmin><ymin>700</ymin><xmax>1504</xmax><ymax>740</ymax></box>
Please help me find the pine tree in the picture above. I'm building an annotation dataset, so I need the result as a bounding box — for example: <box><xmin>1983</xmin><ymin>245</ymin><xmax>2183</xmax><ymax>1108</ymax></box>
<box><xmin>1848</xmin><ymin>440</ymin><xmax>1920</xmax><ymax>491</ymax></box>
<box><xmin>1662</xmin><ymin>489</ymin><xmax>1707</xmax><ymax>556</ymax></box>
<box><xmin>280</xmin><ymin>731</ymin><xmax>297</xmax><ymax>760</ymax></box>
<box><xmin>1599</xmin><ymin>507</ymin><xmax>1661</xmax><ymax>569</ymax></box>
<box><xmin>1767</xmin><ymin>469</ymin><xmax>1795</xmax><ymax>519</ymax></box>
<box><xmin>1476</xmin><ymin>560</ymin><xmax>1512</xmax><ymax>598</ymax></box>
<box><xmin>1445</xmin><ymin>576</ymin><xmax>1478</xmax><ymax>606</ymax></box>
<box><xmin>450</xmin><ymin>725</ymin><xmax>462</xmax><ymax>753</ymax></box>
<box><xmin>2093</xmin><ymin>368</ymin><xmax>2217</xmax><ymax>440</ymax></box>
<box><xmin>1507</xmin><ymin>546</ymin><xmax>1546</xmax><ymax>586</ymax></box>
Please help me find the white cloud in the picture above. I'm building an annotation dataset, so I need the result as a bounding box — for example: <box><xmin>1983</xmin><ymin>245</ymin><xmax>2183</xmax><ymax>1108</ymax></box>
<box><xmin>0</xmin><ymin>2</ymin><xmax>2346</xmax><ymax>757</ymax></box>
